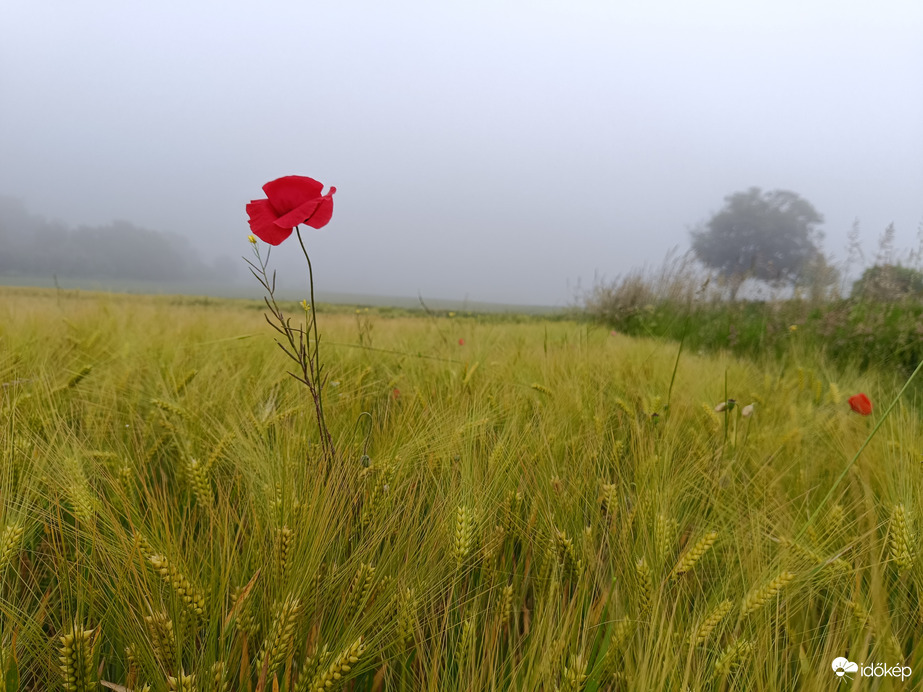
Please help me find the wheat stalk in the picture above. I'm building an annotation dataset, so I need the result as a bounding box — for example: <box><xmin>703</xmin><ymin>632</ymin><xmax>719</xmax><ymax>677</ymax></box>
<box><xmin>257</xmin><ymin>595</ymin><xmax>302</xmax><ymax>679</ymax></box>
<box><xmin>741</xmin><ymin>572</ymin><xmax>795</xmax><ymax>617</ymax></box>
<box><xmin>689</xmin><ymin>599</ymin><xmax>732</xmax><ymax>645</ymax></box>
<box><xmin>148</xmin><ymin>554</ymin><xmax>207</xmax><ymax>618</ymax></box>
<box><xmin>671</xmin><ymin>531</ymin><xmax>718</xmax><ymax>579</ymax></box>
<box><xmin>304</xmin><ymin>637</ymin><xmax>365</xmax><ymax>691</ymax></box>
<box><xmin>889</xmin><ymin>504</ymin><xmax>914</xmax><ymax>572</ymax></box>
<box><xmin>58</xmin><ymin>622</ymin><xmax>98</xmax><ymax>692</ymax></box>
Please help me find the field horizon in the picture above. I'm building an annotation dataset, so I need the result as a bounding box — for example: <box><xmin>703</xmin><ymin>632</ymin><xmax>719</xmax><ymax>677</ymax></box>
<box><xmin>0</xmin><ymin>277</ymin><xmax>565</xmax><ymax>315</ymax></box>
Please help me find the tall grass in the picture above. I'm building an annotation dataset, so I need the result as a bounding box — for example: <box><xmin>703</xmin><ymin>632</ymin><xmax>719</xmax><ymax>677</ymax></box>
<box><xmin>583</xmin><ymin>250</ymin><xmax>923</xmax><ymax>377</ymax></box>
<box><xmin>1</xmin><ymin>286</ymin><xmax>922</xmax><ymax>690</ymax></box>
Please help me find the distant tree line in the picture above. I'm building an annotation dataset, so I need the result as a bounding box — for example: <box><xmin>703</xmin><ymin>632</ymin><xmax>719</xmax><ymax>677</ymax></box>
<box><xmin>0</xmin><ymin>196</ymin><xmax>235</xmax><ymax>282</ymax></box>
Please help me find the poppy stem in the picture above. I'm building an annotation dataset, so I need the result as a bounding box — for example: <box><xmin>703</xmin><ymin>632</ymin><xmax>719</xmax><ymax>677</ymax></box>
<box><xmin>296</xmin><ymin>225</ymin><xmax>334</xmax><ymax>464</ymax></box>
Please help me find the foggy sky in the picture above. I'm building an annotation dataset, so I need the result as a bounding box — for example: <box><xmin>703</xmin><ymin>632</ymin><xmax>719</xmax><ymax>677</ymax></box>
<box><xmin>2</xmin><ymin>0</ymin><xmax>921</xmax><ymax>305</ymax></box>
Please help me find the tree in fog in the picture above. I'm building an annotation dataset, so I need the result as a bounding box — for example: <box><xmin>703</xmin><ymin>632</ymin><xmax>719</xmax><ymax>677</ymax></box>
<box><xmin>691</xmin><ymin>187</ymin><xmax>829</xmax><ymax>299</ymax></box>
<box><xmin>0</xmin><ymin>196</ymin><xmax>226</xmax><ymax>282</ymax></box>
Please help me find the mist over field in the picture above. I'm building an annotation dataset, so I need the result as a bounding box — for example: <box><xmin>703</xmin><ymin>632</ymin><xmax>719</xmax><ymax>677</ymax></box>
<box><xmin>1</xmin><ymin>0</ymin><xmax>922</xmax><ymax>305</ymax></box>
<box><xmin>5</xmin><ymin>5</ymin><xmax>923</xmax><ymax>688</ymax></box>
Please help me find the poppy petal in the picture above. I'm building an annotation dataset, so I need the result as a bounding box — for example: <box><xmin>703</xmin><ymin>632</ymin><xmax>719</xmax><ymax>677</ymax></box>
<box><xmin>303</xmin><ymin>188</ymin><xmax>336</xmax><ymax>229</ymax></box>
<box><xmin>848</xmin><ymin>393</ymin><xmax>873</xmax><ymax>416</ymax></box>
<box><xmin>246</xmin><ymin>199</ymin><xmax>293</xmax><ymax>246</ymax></box>
<box><xmin>273</xmin><ymin>198</ymin><xmax>322</xmax><ymax>228</ymax></box>
<box><xmin>262</xmin><ymin>176</ymin><xmax>325</xmax><ymax>215</ymax></box>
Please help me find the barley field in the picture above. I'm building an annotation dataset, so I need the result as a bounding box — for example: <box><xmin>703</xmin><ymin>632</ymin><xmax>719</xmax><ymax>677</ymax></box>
<box><xmin>1</xmin><ymin>285</ymin><xmax>921</xmax><ymax>690</ymax></box>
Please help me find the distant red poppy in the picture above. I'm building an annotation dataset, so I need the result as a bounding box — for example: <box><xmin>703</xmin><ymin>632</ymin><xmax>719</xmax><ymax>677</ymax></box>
<box><xmin>848</xmin><ymin>393</ymin><xmax>872</xmax><ymax>416</ymax></box>
<box><xmin>458</xmin><ymin>338</ymin><xmax>465</xmax><ymax>346</ymax></box>
<box><xmin>391</xmin><ymin>388</ymin><xmax>401</xmax><ymax>400</ymax></box>
<box><xmin>246</xmin><ymin>175</ymin><xmax>336</xmax><ymax>245</ymax></box>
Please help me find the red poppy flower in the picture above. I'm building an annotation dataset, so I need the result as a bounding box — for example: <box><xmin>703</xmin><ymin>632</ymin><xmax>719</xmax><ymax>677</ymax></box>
<box><xmin>246</xmin><ymin>175</ymin><xmax>336</xmax><ymax>245</ymax></box>
<box><xmin>848</xmin><ymin>393</ymin><xmax>872</xmax><ymax>416</ymax></box>
<box><xmin>458</xmin><ymin>338</ymin><xmax>465</xmax><ymax>346</ymax></box>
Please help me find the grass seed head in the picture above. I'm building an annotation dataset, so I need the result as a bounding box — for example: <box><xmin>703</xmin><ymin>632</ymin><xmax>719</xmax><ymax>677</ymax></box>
<box><xmin>561</xmin><ymin>653</ymin><xmax>588</xmax><ymax>691</ymax></box>
<box><xmin>257</xmin><ymin>595</ymin><xmax>302</xmax><ymax>678</ymax></box>
<box><xmin>166</xmin><ymin>671</ymin><xmax>197</xmax><ymax>692</ymax></box>
<box><xmin>148</xmin><ymin>554</ymin><xmax>207</xmax><ymax>618</ymax></box>
<box><xmin>0</xmin><ymin>523</ymin><xmax>25</xmax><ymax>573</ymax></box>
<box><xmin>690</xmin><ymin>599</ymin><xmax>732</xmax><ymax>645</ymax></box>
<box><xmin>273</xmin><ymin>525</ymin><xmax>293</xmax><ymax>584</ymax></box>
<box><xmin>345</xmin><ymin>563</ymin><xmax>375</xmax><ymax>619</ymax></box>
<box><xmin>498</xmin><ymin>584</ymin><xmax>514</xmax><ymax>624</ymax></box>
<box><xmin>307</xmin><ymin>637</ymin><xmax>365</xmax><ymax>691</ymax></box>
<box><xmin>185</xmin><ymin>457</ymin><xmax>212</xmax><ymax>508</ymax></box>
<box><xmin>552</xmin><ymin>528</ymin><xmax>583</xmax><ymax>577</ymax></box>
<box><xmin>635</xmin><ymin>557</ymin><xmax>654</xmax><ymax>617</ymax></box>
<box><xmin>672</xmin><ymin>531</ymin><xmax>718</xmax><ymax>579</ymax></box>
<box><xmin>396</xmin><ymin>586</ymin><xmax>418</xmax><ymax>650</ymax></box>
<box><xmin>741</xmin><ymin>571</ymin><xmax>795</xmax><ymax>617</ymax></box>
<box><xmin>889</xmin><ymin>503</ymin><xmax>914</xmax><ymax>573</ymax></box>
<box><xmin>151</xmin><ymin>398</ymin><xmax>188</xmax><ymax>419</ymax></box>
<box><xmin>655</xmin><ymin>513</ymin><xmax>678</xmax><ymax>565</ymax></box>
<box><xmin>58</xmin><ymin>622</ymin><xmax>97</xmax><ymax>692</ymax></box>
<box><xmin>144</xmin><ymin>611</ymin><xmax>177</xmax><ymax>674</ymax></box>
<box><xmin>600</xmin><ymin>483</ymin><xmax>618</xmax><ymax>521</ymax></box>
<box><xmin>453</xmin><ymin>505</ymin><xmax>476</xmax><ymax>569</ymax></box>
<box><xmin>712</xmin><ymin>638</ymin><xmax>753</xmax><ymax>680</ymax></box>
<box><xmin>600</xmin><ymin>620</ymin><xmax>633</xmax><ymax>679</ymax></box>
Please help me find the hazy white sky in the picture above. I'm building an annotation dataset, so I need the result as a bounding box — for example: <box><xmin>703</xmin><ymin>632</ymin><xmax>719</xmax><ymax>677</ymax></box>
<box><xmin>2</xmin><ymin>0</ymin><xmax>921</xmax><ymax>304</ymax></box>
